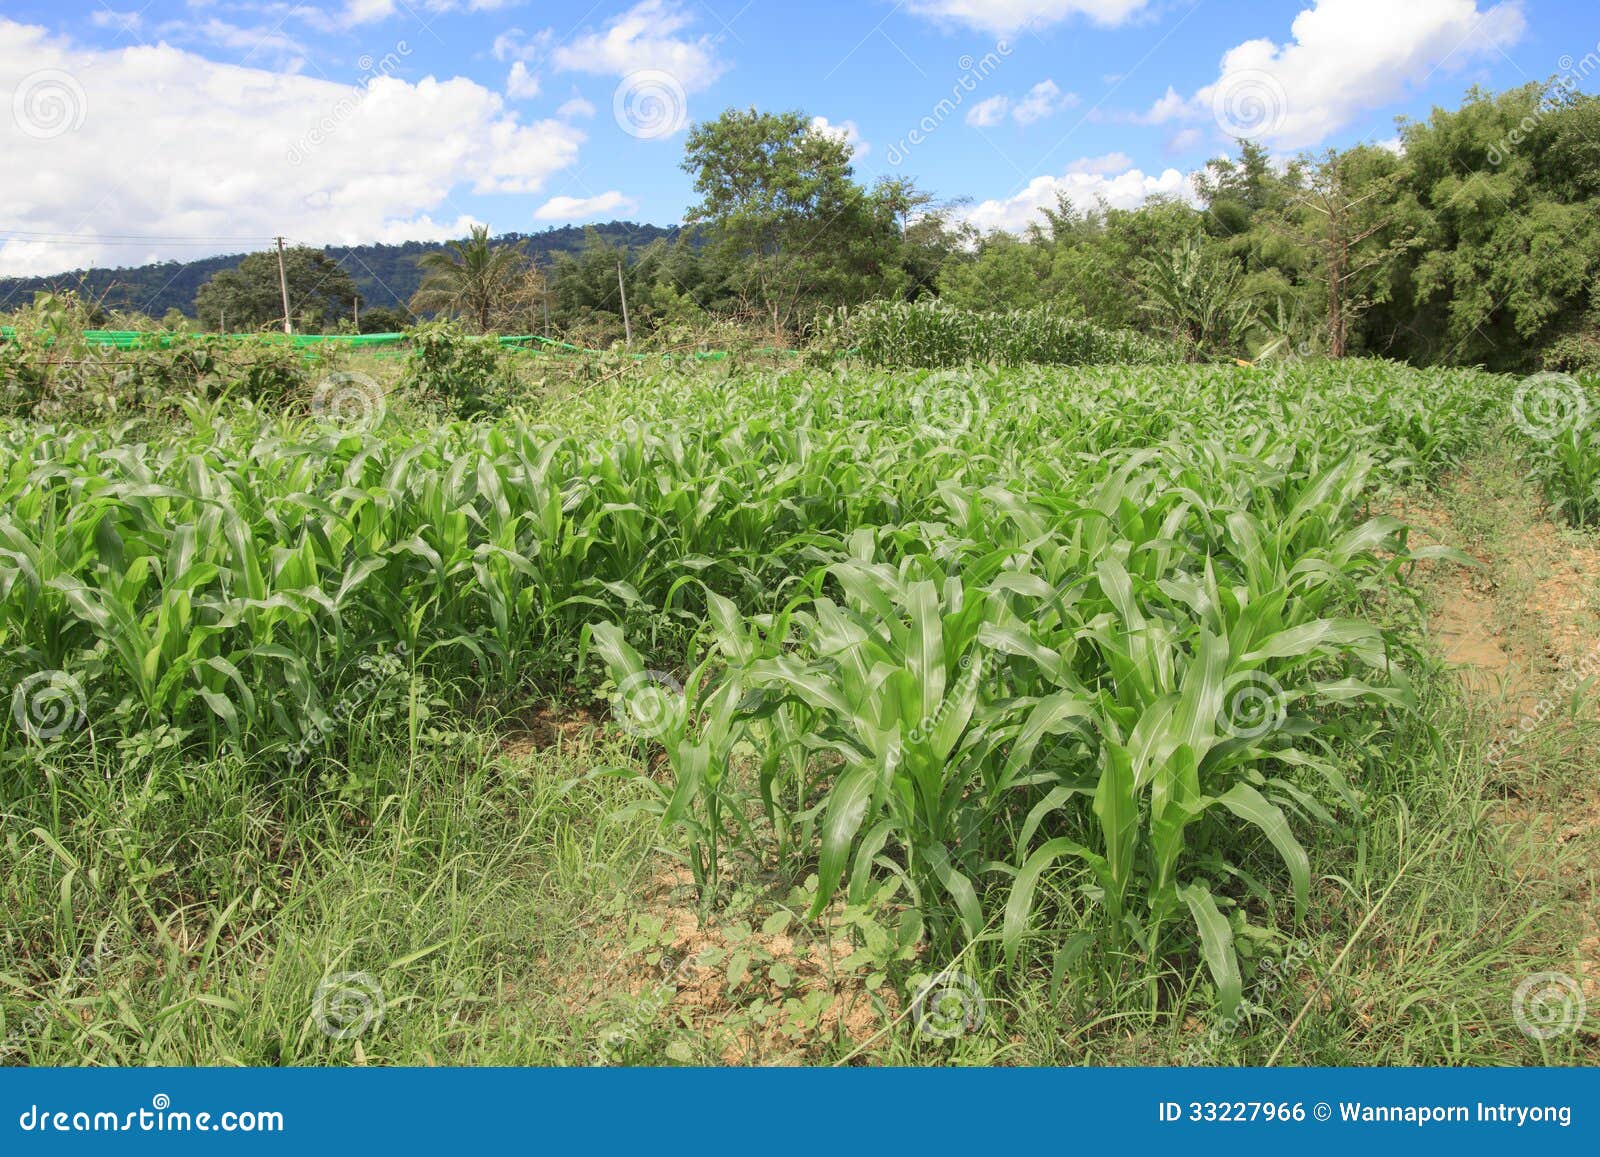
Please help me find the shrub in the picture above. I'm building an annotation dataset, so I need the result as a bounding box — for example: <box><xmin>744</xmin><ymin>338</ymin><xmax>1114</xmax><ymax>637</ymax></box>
<box><xmin>402</xmin><ymin>322</ymin><xmax>515</xmax><ymax>418</ymax></box>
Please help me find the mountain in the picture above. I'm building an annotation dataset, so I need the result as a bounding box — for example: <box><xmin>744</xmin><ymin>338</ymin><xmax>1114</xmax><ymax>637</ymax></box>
<box><xmin>0</xmin><ymin>222</ymin><xmax>680</xmax><ymax>318</ymax></box>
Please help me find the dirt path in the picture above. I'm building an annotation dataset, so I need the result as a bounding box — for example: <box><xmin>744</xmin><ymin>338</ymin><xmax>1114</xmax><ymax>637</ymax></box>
<box><xmin>1395</xmin><ymin>452</ymin><xmax>1600</xmax><ymax>1016</ymax></box>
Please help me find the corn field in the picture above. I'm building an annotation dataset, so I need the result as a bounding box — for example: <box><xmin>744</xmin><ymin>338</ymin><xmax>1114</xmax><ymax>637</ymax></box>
<box><xmin>1</xmin><ymin>360</ymin><xmax>1509</xmax><ymax>1013</ymax></box>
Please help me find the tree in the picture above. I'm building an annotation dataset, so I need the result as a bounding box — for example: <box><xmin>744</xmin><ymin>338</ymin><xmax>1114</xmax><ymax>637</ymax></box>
<box><xmin>1285</xmin><ymin>148</ymin><xmax>1417</xmax><ymax>358</ymax></box>
<box><xmin>681</xmin><ymin>108</ymin><xmax>904</xmax><ymax>337</ymax></box>
<box><xmin>408</xmin><ymin>225</ymin><xmax>542</xmax><ymax>333</ymax></box>
<box><xmin>194</xmin><ymin>247</ymin><xmax>357</xmax><ymax>332</ymax></box>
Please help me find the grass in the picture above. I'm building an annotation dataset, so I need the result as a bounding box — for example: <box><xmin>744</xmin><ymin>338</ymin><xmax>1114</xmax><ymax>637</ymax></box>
<box><xmin>2</xmin><ymin>637</ymin><xmax>1589</xmax><ymax>1066</ymax></box>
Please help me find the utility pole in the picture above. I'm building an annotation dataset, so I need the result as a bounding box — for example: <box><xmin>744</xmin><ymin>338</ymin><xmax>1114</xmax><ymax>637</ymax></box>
<box><xmin>353</xmin><ymin>295</ymin><xmax>360</xmax><ymax>332</ymax></box>
<box><xmin>616</xmin><ymin>259</ymin><xmax>632</xmax><ymax>346</ymax></box>
<box><xmin>274</xmin><ymin>236</ymin><xmax>292</xmax><ymax>335</ymax></box>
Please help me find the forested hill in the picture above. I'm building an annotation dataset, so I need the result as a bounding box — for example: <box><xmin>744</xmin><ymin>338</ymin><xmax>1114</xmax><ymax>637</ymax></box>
<box><xmin>0</xmin><ymin>222</ymin><xmax>679</xmax><ymax>317</ymax></box>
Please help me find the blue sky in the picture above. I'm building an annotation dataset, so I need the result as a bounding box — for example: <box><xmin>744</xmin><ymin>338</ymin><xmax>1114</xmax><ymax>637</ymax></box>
<box><xmin>0</xmin><ymin>0</ymin><xmax>1593</xmax><ymax>275</ymax></box>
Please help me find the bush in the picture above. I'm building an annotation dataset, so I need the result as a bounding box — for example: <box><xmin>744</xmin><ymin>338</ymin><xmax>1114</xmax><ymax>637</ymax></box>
<box><xmin>401</xmin><ymin>323</ymin><xmax>516</xmax><ymax>418</ymax></box>
<box><xmin>815</xmin><ymin>299</ymin><xmax>1179</xmax><ymax>369</ymax></box>
<box><xmin>1541</xmin><ymin>332</ymin><xmax>1600</xmax><ymax>377</ymax></box>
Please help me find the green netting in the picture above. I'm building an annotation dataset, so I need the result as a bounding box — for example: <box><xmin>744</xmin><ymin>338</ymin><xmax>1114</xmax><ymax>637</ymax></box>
<box><xmin>0</xmin><ymin>327</ymin><xmax>807</xmax><ymax>361</ymax></box>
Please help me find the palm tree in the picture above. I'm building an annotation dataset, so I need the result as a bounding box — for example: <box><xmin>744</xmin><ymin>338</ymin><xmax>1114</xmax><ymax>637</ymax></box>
<box><xmin>408</xmin><ymin>225</ymin><xmax>531</xmax><ymax>333</ymax></box>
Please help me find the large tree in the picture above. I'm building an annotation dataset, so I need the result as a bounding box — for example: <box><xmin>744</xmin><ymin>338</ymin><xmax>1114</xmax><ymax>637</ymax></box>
<box><xmin>194</xmin><ymin>247</ymin><xmax>357</xmax><ymax>332</ymax></box>
<box><xmin>681</xmin><ymin>109</ymin><xmax>905</xmax><ymax>337</ymax></box>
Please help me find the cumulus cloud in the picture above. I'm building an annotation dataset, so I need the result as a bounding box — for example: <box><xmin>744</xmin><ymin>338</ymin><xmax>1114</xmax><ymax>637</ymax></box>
<box><xmin>809</xmin><ymin>115</ymin><xmax>870</xmax><ymax>159</ymax></box>
<box><xmin>550</xmin><ymin>0</ymin><xmax>728</xmax><ymax>92</ymax></box>
<box><xmin>907</xmin><ymin>0</ymin><xmax>1151</xmax><ymax>35</ymax></box>
<box><xmin>966</xmin><ymin>162</ymin><xmax>1196</xmax><ymax>232</ymax></box>
<box><xmin>557</xmin><ymin>96</ymin><xmax>597</xmax><ymax>119</ymax></box>
<box><xmin>534</xmin><ymin>191</ymin><xmax>640</xmax><ymax>221</ymax></box>
<box><xmin>965</xmin><ymin>94</ymin><xmax>1010</xmax><ymax>127</ymax></box>
<box><xmin>0</xmin><ymin>19</ymin><xmax>584</xmax><ymax>277</ymax></box>
<box><xmin>506</xmin><ymin>61</ymin><xmax>540</xmax><ymax>99</ymax></box>
<box><xmin>1011</xmin><ymin>80</ymin><xmax>1078</xmax><ymax>125</ymax></box>
<box><xmin>1142</xmin><ymin>0</ymin><xmax>1525</xmax><ymax>148</ymax></box>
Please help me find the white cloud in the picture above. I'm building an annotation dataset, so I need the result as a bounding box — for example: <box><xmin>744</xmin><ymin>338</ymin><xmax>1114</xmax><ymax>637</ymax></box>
<box><xmin>906</xmin><ymin>0</ymin><xmax>1151</xmax><ymax>35</ymax></box>
<box><xmin>966</xmin><ymin>162</ymin><xmax>1197</xmax><ymax>232</ymax></box>
<box><xmin>1011</xmin><ymin>79</ymin><xmax>1077</xmax><ymax>125</ymax></box>
<box><xmin>534</xmin><ymin>191</ymin><xmax>640</xmax><ymax>221</ymax></box>
<box><xmin>809</xmin><ymin>115</ymin><xmax>870</xmax><ymax>159</ymax></box>
<box><xmin>506</xmin><ymin>61</ymin><xmax>540</xmax><ymax>99</ymax></box>
<box><xmin>0</xmin><ymin>20</ymin><xmax>584</xmax><ymax>277</ymax></box>
<box><xmin>549</xmin><ymin>0</ymin><xmax>727</xmax><ymax>92</ymax></box>
<box><xmin>1066</xmin><ymin>151</ymin><xmax>1134</xmax><ymax>173</ymax></box>
<box><xmin>965</xmin><ymin>94</ymin><xmax>1010</xmax><ymax>127</ymax></box>
<box><xmin>1143</xmin><ymin>0</ymin><xmax>1525</xmax><ymax>148</ymax></box>
<box><xmin>493</xmin><ymin>27</ymin><xmax>551</xmax><ymax>65</ymax></box>
<box><xmin>557</xmin><ymin>96</ymin><xmax>597</xmax><ymax>119</ymax></box>
<box><xmin>89</xmin><ymin>9</ymin><xmax>142</xmax><ymax>34</ymax></box>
